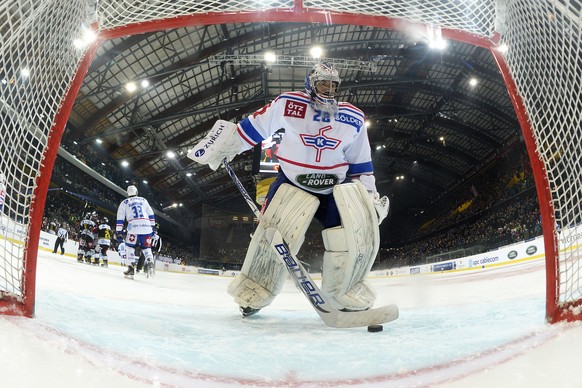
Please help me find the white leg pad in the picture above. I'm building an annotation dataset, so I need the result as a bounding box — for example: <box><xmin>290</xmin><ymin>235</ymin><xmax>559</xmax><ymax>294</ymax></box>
<box><xmin>228</xmin><ymin>184</ymin><xmax>319</xmax><ymax>309</ymax></box>
<box><xmin>321</xmin><ymin>181</ymin><xmax>380</xmax><ymax>310</ymax></box>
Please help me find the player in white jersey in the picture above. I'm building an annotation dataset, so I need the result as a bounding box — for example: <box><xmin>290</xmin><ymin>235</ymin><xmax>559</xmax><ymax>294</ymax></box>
<box><xmin>189</xmin><ymin>63</ymin><xmax>390</xmax><ymax>317</ymax></box>
<box><xmin>117</xmin><ymin>235</ymin><xmax>128</xmax><ymax>266</ymax></box>
<box><xmin>116</xmin><ymin>185</ymin><xmax>156</xmax><ymax>277</ymax></box>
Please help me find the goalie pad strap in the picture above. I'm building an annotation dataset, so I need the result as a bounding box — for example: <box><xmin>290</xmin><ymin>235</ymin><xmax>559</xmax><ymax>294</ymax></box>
<box><xmin>228</xmin><ymin>184</ymin><xmax>319</xmax><ymax>309</ymax></box>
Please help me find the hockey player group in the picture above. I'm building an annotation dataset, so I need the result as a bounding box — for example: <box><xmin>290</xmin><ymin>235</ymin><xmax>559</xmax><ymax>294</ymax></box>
<box><xmin>69</xmin><ymin>184</ymin><xmax>160</xmax><ymax>280</ymax></box>
<box><xmin>76</xmin><ymin>211</ymin><xmax>114</xmax><ymax>268</ymax></box>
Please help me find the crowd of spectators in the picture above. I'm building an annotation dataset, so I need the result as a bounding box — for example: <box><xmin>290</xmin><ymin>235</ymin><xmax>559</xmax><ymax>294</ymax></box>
<box><xmin>373</xmin><ymin>144</ymin><xmax>541</xmax><ymax>269</ymax></box>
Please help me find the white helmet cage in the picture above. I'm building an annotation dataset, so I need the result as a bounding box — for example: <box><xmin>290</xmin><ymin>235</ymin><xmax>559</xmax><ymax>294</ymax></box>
<box><xmin>305</xmin><ymin>62</ymin><xmax>341</xmax><ymax>108</ymax></box>
<box><xmin>127</xmin><ymin>185</ymin><xmax>138</xmax><ymax>197</ymax></box>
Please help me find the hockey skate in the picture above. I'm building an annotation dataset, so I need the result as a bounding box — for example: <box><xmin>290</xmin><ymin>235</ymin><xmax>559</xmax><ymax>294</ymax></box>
<box><xmin>124</xmin><ymin>265</ymin><xmax>135</xmax><ymax>279</ymax></box>
<box><xmin>240</xmin><ymin>306</ymin><xmax>261</xmax><ymax>318</ymax></box>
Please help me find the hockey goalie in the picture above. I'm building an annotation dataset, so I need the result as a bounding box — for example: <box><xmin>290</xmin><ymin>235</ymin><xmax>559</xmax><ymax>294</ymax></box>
<box><xmin>188</xmin><ymin>63</ymin><xmax>389</xmax><ymax>317</ymax></box>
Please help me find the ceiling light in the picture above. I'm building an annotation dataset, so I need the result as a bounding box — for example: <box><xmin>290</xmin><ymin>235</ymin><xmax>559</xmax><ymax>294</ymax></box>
<box><xmin>429</xmin><ymin>39</ymin><xmax>448</xmax><ymax>50</ymax></box>
<box><xmin>264</xmin><ymin>51</ymin><xmax>277</xmax><ymax>62</ymax></box>
<box><xmin>82</xmin><ymin>27</ymin><xmax>97</xmax><ymax>44</ymax></box>
<box><xmin>95</xmin><ymin>138</ymin><xmax>103</xmax><ymax>144</ymax></box>
<box><xmin>121</xmin><ymin>160</ymin><xmax>129</xmax><ymax>167</ymax></box>
<box><xmin>310</xmin><ymin>46</ymin><xmax>323</xmax><ymax>59</ymax></box>
<box><xmin>166</xmin><ymin>150</ymin><xmax>176</xmax><ymax>159</ymax></box>
<box><xmin>469</xmin><ymin>77</ymin><xmax>478</xmax><ymax>87</ymax></box>
<box><xmin>141</xmin><ymin>79</ymin><xmax>150</xmax><ymax>88</ymax></box>
<box><xmin>125</xmin><ymin>82</ymin><xmax>137</xmax><ymax>93</ymax></box>
<box><xmin>143</xmin><ymin>180</ymin><xmax>148</xmax><ymax>184</ymax></box>
<box><xmin>186</xmin><ymin>172</ymin><xmax>192</xmax><ymax>177</ymax></box>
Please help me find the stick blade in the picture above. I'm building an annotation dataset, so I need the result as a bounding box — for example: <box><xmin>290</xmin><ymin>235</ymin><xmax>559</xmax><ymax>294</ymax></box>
<box><xmin>326</xmin><ymin>304</ymin><xmax>399</xmax><ymax>328</ymax></box>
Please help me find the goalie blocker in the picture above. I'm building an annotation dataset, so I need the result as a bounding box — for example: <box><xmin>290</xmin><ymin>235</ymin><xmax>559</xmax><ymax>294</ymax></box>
<box><xmin>187</xmin><ymin>120</ymin><xmax>250</xmax><ymax>171</ymax></box>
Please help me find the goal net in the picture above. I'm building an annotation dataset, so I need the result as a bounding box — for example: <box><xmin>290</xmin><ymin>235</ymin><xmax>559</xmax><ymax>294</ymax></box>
<box><xmin>0</xmin><ymin>0</ymin><xmax>579</xmax><ymax>321</ymax></box>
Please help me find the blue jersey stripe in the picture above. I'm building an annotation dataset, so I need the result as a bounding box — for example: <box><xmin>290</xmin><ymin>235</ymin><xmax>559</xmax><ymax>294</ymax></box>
<box><xmin>239</xmin><ymin>118</ymin><xmax>265</xmax><ymax>145</ymax></box>
<box><xmin>347</xmin><ymin>161</ymin><xmax>374</xmax><ymax>175</ymax></box>
<box><xmin>338</xmin><ymin>107</ymin><xmax>365</xmax><ymax>121</ymax></box>
<box><xmin>279</xmin><ymin>94</ymin><xmax>311</xmax><ymax>104</ymax></box>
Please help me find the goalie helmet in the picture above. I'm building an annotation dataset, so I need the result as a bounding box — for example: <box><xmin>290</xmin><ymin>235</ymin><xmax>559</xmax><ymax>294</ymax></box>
<box><xmin>127</xmin><ymin>185</ymin><xmax>138</xmax><ymax>197</ymax></box>
<box><xmin>305</xmin><ymin>62</ymin><xmax>341</xmax><ymax>109</ymax></box>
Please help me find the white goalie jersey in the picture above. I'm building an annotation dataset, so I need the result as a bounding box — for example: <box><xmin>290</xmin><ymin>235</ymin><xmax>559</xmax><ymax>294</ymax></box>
<box><xmin>116</xmin><ymin>196</ymin><xmax>156</xmax><ymax>235</ymax></box>
<box><xmin>236</xmin><ymin>91</ymin><xmax>375</xmax><ymax>195</ymax></box>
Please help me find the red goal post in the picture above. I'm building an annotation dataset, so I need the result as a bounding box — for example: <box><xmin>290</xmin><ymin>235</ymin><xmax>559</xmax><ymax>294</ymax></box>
<box><xmin>0</xmin><ymin>0</ymin><xmax>579</xmax><ymax>322</ymax></box>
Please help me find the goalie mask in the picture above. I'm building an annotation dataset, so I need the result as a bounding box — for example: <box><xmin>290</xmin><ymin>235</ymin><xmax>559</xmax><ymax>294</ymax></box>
<box><xmin>305</xmin><ymin>62</ymin><xmax>341</xmax><ymax>110</ymax></box>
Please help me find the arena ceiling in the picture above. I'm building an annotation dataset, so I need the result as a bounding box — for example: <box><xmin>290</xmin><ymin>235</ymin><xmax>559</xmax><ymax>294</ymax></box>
<box><xmin>65</xmin><ymin>22</ymin><xmax>520</xmax><ymax>224</ymax></box>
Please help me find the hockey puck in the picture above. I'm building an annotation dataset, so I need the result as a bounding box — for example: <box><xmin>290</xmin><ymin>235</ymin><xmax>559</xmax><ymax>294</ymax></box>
<box><xmin>367</xmin><ymin>324</ymin><xmax>383</xmax><ymax>332</ymax></box>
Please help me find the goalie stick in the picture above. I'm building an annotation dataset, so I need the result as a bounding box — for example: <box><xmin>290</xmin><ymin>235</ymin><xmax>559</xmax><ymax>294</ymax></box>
<box><xmin>223</xmin><ymin>160</ymin><xmax>399</xmax><ymax>328</ymax></box>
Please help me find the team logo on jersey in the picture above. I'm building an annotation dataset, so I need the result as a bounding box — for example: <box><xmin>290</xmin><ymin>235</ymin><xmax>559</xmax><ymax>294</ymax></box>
<box><xmin>284</xmin><ymin>100</ymin><xmax>307</xmax><ymax>119</ymax></box>
<box><xmin>299</xmin><ymin>126</ymin><xmax>341</xmax><ymax>162</ymax></box>
<box><xmin>296</xmin><ymin>173</ymin><xmax>339</xmax><ymax>190</ymax></box>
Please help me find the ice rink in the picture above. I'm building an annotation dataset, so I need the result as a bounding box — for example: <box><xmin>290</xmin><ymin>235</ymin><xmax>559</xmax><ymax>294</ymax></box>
<box><xmin>1</xmin><ymin>249</ymin><xmax>581</xmax><ymax>387</ymax></box>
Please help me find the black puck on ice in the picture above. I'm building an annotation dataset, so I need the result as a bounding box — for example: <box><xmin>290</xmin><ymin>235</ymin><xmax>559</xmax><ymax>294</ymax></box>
<box><xmin>367</xmin><ymin>324</ymin><xmax>383</xmax><ymax>332</ymax></box>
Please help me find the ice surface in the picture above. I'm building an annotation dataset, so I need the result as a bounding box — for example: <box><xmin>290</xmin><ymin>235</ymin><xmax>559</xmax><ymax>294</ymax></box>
<box><xmin>0</xmin><ymin>251</ymin><xmax>581</xmax><ymax>387</ymax></box>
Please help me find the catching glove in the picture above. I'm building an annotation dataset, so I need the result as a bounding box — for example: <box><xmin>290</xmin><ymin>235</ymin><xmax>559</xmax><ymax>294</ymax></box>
<box><xmin>370</xmin><ymin>192</ymin><xmax>390</xmax><ymax>225</ymax></box>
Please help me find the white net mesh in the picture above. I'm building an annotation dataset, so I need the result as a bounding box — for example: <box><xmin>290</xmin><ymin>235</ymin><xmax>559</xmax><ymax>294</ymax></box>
<box><xmin>0</xmin><ymin>0</ymin><xmax>580</xmax><ymax>320</ymax></box>
<box><xmin>0</xmin><ymin>0</ymin><xmax>89</xmax><ymax>314</ymax></box>
<box><xmin>502</xmin><ymin>0</ymin><xmax>582</xmax><ymax>313</ymax></box>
